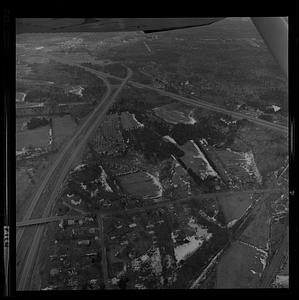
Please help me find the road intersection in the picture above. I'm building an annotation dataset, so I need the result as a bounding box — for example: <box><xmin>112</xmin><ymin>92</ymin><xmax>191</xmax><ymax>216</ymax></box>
<box><xmin>16</xmin><ymin>58</ymin><xmax>288</xmax><ymax>290</ymax></box>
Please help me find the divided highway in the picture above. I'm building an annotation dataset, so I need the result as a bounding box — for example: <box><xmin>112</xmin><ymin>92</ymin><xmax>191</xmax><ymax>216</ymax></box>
<box><xmin>16</xmin><ymin>75</ymin><xmax>111</xmax><ymax>249</ymax></box>
<box><xmin>16</xmin><ymin>56</ymin><xmax>288</xmax><ymax>290</ymax></box>
<box><xmin>17</xmin><ymin>65</ymin><xmax>132</xmax><ymax>290</ymax></box>
<box><xmin>136</xmin><ymin>84</ymin><xmax>288</xmax><ymax>135</ymax></box>
<box><xmin>52</xmin><ymin>58</ymin><xmax>287</xmax><ymax>135</ymax></box>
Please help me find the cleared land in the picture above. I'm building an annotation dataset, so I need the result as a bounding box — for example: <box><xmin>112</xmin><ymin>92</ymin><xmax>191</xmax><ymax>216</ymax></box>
<box><xmin>217</xmin><ymin>193</ymin><xmax>254</xmax><ymax>224</ymax></box>
<box><xmin>16</xmin><ymin>169</ymin><xmax>31</xmax><ymax>206</ymax></box>
<box><xmin>239</xmin><ymin>201</ymin><xmax>271</xmax><ymax>250</ymax></box>
<box><xmin>153</xmin><ymin>103</ymin><xmax>196</xmax><ymax>125</ymax></box>
<box><xmin>16</xmin><ymin>115</ymin><xmax>77</xmax><ymax>150</ymax></box>
<box><xmin>17</xmin><ymin>126</ymin><xmax>49</xmax><ymax>150</ymax></box>
<box><xmin>216</xmin><ymin>241</ymin><xmax>266</xmax><ymax>288</ymax></box>
<box><xmin>119</xmin><ymin>171</ymin><xmax>162</xmax><ymax>199</ymax></box>
<box><xmin>52</xmin><ymin>116</ymin><xmax>78</xmax><ymax>147</ymax></box>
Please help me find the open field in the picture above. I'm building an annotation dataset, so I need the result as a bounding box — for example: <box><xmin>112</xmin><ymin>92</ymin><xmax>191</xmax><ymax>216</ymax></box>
<box><xmin>216</xmin><ymin>240</ymin><xmax>266</xmax><ymax>288</ymax></box>
<box><xmin>96</xmin><ymin>19</ymin><xmax>287</xmax><ymax>116</ymax></box>
<box><xmin>16</xmin><ymin>169</ymin><xmax>31</xmax><ymax>206</ymax></box>
<box><xmin>153</xmin><ymin>103</ymin><xmax>196</xmax><ymax>125</ymax></box>
<box><xmin>119</xmin><ymin>171</ymin><xmax>162</xmax><ymax>199</ymax></box>
<box><xmin>16</xmin><ymin>18</ymin><xmax>288</xmax><ymax>290</ymax></box>
<box><xmin>17</xmin><ymin>126</ymin><xmax>49</xmax><ymax>150</ymax></box>
<box><xmin>217</xmin><ymin>193</ymin><xmax>254</xmax><ymax>225</ymax></box>
<box><xmin>233</xmin><ymin>125</ymin><xmax>288</xmax><ymax>179</ymax></box>
<box><xmin>16</xmin><ymin>115</ymin><xmax>77</xmax><ymax>150</ymax></box>
<box><xmin>52</xmin><ymin>116</ymin><xmax>78</xmax><ymax>147</ymax></box>
<box><xmin>240</xmin><ymin>201</ymin><xmax>271</xmax><ymax>250</ymax></box>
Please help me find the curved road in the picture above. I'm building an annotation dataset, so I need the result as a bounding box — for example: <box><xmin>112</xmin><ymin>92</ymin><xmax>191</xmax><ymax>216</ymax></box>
<box><xmin>130</xmin><ymin>82</ymin><xmax>288</xmax><ymax>135</ymax></box>
<box><xmin>17</xmin><ymin>64</ymin><xmax>132</xmax><ymax>290</ymax></box>
<box><xmin>16</xmin><ymin>56</ymin><xmax>287</xmax><ymax>290</ymax></box>
<box><xmin>16</xmin><ymin>75</ymin><xmax>111</xmax><ymax>249</ymax></box>
<box><xmin>53</xmin><ymin>58</ymin><xmax>287</xmax><ymax>135</ymax></box>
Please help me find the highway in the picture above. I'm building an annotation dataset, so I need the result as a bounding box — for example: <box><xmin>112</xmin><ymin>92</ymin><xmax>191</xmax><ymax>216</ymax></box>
<box><xmin>51</xmin><ymin>57</ymin><xmax>288</xmax><ymax>135</ymax></box>
<box><xmin>16</xmin><ymin>64</ymin><xmax>132</xmax><ymax>290</ymax></box>
<box><xmin>16</xmin><ymin>56</ymin><xmax>288</xmax><ymax>290</ymax></box>
<box><xmin>130</xmin><ymin>82</ymin><xmax>288</xmax><ymax>135</ymax></box>
<box><xmin>16</xmin><ymin>73</ymin><xmax>111</xmax><ymax>249</ymax></box>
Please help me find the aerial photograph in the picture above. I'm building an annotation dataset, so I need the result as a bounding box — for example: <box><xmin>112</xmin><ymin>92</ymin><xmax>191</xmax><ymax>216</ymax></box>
<box><xmin>15</xmin><ymin>17</ymin><xmax>289</xmax><ymax>290</ymax></box>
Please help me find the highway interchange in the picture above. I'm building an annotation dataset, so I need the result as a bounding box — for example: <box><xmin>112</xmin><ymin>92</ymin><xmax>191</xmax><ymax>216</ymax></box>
<box><xmin>17</xmin><ymin>61</ymin><xmax>131</xmax><ymax>290</ymax></box>
<box><xmin>16</xmin><ymin>58</ymin><xmax>289</xmax><ymax>290</ymax></box>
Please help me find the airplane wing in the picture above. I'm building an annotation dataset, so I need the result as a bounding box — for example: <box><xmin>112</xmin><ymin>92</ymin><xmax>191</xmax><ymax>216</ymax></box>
<box><xmin>16</xmin><ymin>17</ymin><xmax>287</xmax><ymax>78</ymax></box>
<box><xmin>16</xmin><ymin>18</ymin><xmax>225</xmax><ymax>34</ymax></box>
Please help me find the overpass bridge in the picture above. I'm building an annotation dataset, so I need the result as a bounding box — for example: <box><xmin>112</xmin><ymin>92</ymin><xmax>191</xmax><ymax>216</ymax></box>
<box><xmin>16</xmin><ymin>214</ymin><xmax>90</xmax><ymax>228</ymax></box>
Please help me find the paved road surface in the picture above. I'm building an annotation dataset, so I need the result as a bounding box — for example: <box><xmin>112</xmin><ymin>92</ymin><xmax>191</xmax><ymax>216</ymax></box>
<box><xmin>17</xmin><ymin>55</ymin><xmax>288</xmax><ymax>289</ymax></box>
<box><xmin>130</xmin><ymin>81</ymin><xmax>288</xmax><ymax>135</ymax></box>
<box><xmin>16</xmin><ymin>74</ymin><xmax>111</xmax><ymax>248</ymax></box>
<box><xmin>16</xmin><ymin>72</ymin><xmax>110</xmax><ymax>287</ymax></box>
<box><xmin>17</xmin><ymin>66</ymin><xmax>132</xmax><ymax>290</ymax></box>
<box><xmin>52</xmin><ymin>57</ymin><xmax>287</xmax><ymax>135</ymax></box>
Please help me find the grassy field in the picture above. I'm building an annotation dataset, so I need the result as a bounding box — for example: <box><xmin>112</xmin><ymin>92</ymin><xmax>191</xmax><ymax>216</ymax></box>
<box><xmin>96</xmin><ymin>18</ymin><xmax>287</xmax><ymax>115</ymax></box>
<box><xmin>216</xmin><ymin>241</ymin><xmax>265</xmax><ymax>288</ymax></box>
<box><xmin>239</xmin><ymin>201</ymin><xmax>271</xmax><ymax>250</ymax></box>
<box><xmin>53</xmin><ymin>115</ymin><xmax>77</xmax><ymax>147</ymax></box>
<box><xmin>119</xmin><ymin>171</ymin><xmax>162</xmax><ymax>199</ymax></box>
<box><xmin>16</xmin><ymin>115</ymin><xmax>77</xmax><ymax>150</ymax></box>
<box><xmin>16</xmin><ymin>158</ymin><xmax>51</xmax><ymax>222</ymax></box>
<box><xmin>16</xmin><ymin>125</ymin><xmax>49</xmax><ymax>149</ymax></box>
<box><xmin>234</xmin><ymin>124</ymin><xmax>288</xmax><ymax>179</ymax></box>
<box><xmin>153</xmin><ymin>103</ymin><xmax>196</xmax><ymax>125</ymax></box>
<box><xmin>16</xmin><ymin>169</ymin><xmax>31</xmax><ymax>206</ymax></box>
<box><xmin>217</xmin><ymin>193</ymin><xmax>254</xmax><ymax>224</ymax></box>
